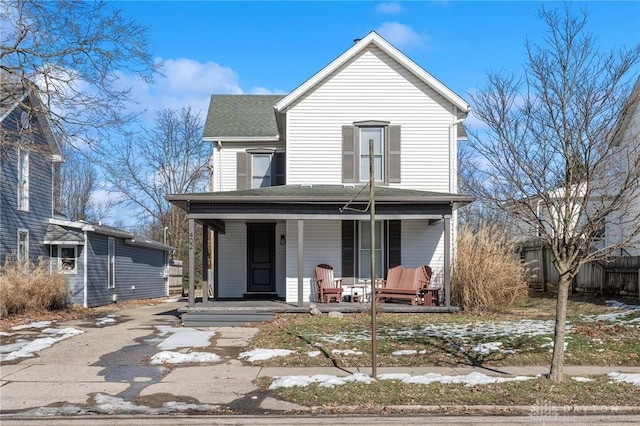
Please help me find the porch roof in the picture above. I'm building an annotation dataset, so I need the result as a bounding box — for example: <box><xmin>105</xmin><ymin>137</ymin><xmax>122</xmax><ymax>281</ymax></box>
<box><xmin>166</xmin><ymin>184</ymin><xmax>473</xmax><ymax>219</ymax></box>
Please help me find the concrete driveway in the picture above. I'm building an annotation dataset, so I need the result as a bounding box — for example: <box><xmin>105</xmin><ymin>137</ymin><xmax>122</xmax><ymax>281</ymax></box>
<box><xmin>0</xmin><ymin>300</ymin><xmax>302</xmax><ymax>417</ymax></box>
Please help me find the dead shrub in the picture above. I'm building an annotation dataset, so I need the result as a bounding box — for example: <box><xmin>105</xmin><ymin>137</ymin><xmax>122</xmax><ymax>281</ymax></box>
<box><xmin>452</xmin><ymin>225</ymin><xmax>530</xmax><ymax>313</ymax></box>
<box><xmin>0</xmin><ymin>258</ymin><xmax>69</xmax><ymax>318</ymax></box>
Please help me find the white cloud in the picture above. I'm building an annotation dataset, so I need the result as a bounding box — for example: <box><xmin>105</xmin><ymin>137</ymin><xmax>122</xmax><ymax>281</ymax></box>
<box><xmin>376</xmin><ymin>22</ymin><xmax>425</xmax><ymax>50</ymax></box>
<box><xmin>375</xmin><ymin>2</ymin><xmax>404</xmax><ymax>15</ymax></box>
<box><xmin>116</xmin><ymin>57</ymin><xmax>244</xmax><ymax>120</ymax></box>
<box><xmin>250</xmin><ymin>86</ymin><xmax>287</xmax><ymax>95</ymax></box>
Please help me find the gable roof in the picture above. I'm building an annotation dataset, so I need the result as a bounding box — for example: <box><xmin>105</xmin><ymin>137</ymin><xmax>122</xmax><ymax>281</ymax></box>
<box><xmin>274</xmin><ymin>31</ymin><xmax>470</xmax><ymax>115</ymax></box>
<box><xmin>203</xmin><ymin>94</ymin><xmax>285</xmax><ymax>140</ymax></box>
<box><xmin>0</xmin><ymin>81</ymin><xmax>62</xmax><ymax>158</ymax></box>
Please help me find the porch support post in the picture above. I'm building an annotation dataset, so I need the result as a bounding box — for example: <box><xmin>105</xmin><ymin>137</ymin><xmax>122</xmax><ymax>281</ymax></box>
<box><xmin>297</xmin><ymin>219</ymin><xmax>304</xmax><ymax>307</ymax></box>
<box><xmin>202</xmin><ymin>224</ymin><xmax>209</xmax><ymax>302</ymax></box>
<box><xmin>444</xmin><ymin>215</ymin><xmax>451</xmax><ymax>307</ymax></box>
<box><xmin>188</xmin><ymin>217</ymin><xmax>195</xmax><ymax>308</ymax></box>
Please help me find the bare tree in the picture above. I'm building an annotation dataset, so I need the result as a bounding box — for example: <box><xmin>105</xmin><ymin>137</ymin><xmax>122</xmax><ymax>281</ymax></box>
<box><xmin>100</xmin><ymin>107</ymin><xmax>209</xmax><ymax>265</ymax></box>
<box><xmin>0</xmin><ymin>0</ymin><xmax>158</xmax><ymax>149</ymax></box>
<box><xmin>469</xmin><ymin>4</ymin><xmax>640</xmax><ymax>382</ymax></box>
<box><xmin>56</xmin><ymin>145</ymin><xmax>112</xmax><ymax>222</ymax></box>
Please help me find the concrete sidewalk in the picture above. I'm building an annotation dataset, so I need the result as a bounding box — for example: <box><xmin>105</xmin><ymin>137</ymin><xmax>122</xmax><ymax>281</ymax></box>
<box><xmin>1</xmin><ymin>299</ymin><xmax>639</xmax><ymax>418</ymax></box>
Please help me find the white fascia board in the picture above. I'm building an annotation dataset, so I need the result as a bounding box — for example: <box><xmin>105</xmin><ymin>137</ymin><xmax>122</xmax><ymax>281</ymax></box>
<box><xmin>202</xmin><ymin>136</ymin><xmax>280</xmax><ymax>142</ymax></box>
<box><xmin>48</xmin><ymin>218</ymin><xmax>88</xmax><ymax>230</ymax></box>
<box><xmin>0</xmin><ymin>91</ymin><xmax>29</xmax><ymax>123</ymax></box>
<box><xmin>275</xmin><ymin>31</ymin><xmax>470</xmax><ymax>114</ymax></box>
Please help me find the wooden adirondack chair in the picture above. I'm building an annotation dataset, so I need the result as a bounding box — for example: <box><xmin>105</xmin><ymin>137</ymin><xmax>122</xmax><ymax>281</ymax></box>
<box><xmin>315</xmin><ymin>264</ymin><xmax>343</xmax><ymax>303</ymax></box>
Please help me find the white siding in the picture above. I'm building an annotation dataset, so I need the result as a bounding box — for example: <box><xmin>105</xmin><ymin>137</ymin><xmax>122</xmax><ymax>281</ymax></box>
<box><xmin>275</xmin><ymin>222</ymin><xmax>287</xmax><ymax>295</ymax></box>
<box><xmin>217</xmin><ymin>221</ymin><xmax>247</xmax><ymax>298</ymax></box>
<box><xmin>285</xmin><ymin>220</ymin><xmax>342</xmax><ymax>303</ymax></box>
<box><xmin>212</xmin><ymin>141</ymin><xmax>286</xmax><ymax>192</ymax></box>
<box><xmin>286</xmin><ymin>46</ymin><xmax>455</xmax><ymax>192</ymax></box>
<box><xmin>217</xmin><ymin>221</ymin><xmax>287</xmax><ymax>298</ymax></box>
<box><xmin>402</xmin><ymin>220</ymin><xmax>445</xmax><ymax>285</ymax></box>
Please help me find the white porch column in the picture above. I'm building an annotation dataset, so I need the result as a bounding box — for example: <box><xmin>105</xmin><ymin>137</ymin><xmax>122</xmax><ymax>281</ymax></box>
<box><xmin>297</xmin><ymin>219</ymin><xmax>304</xmax><ymax>307</ymax></box>
<box><xmin>444</xmin><ymin>216</ymin><xmax>451</xmax><ymax>307</ymax></box>
<box><xmin>188</xmin><ymin>218</ymin><xmax>195</xmax><ymax>308</ymax></box>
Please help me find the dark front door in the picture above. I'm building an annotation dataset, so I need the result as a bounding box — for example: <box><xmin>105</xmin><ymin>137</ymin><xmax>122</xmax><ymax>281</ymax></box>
<box><xmin>247</xmin><ymin>223</ymin><xmax>276</xmax><ymax>293</ymax></box>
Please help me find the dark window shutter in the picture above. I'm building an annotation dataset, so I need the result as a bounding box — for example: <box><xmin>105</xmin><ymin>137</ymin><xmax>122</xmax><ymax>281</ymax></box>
<box><xmin>273</xmin><ymin>152</ymin><xmax>286</xmax><ymax>186</ymax></box>
<box><xmin>236</xmin><ymin>152</ymin><xmax>250</xmax><ymax>190</ymax></box>
<box><xmin>388</xmin><ymin>125</ymin><xmax>401</xmax><ymax>183</ymax></box>
<box><xmin>341</xmin><ymin>220</ymin><xmax>356</xmax><ymax>278</ymax></box>
<box><xmin>388</xmin><ymin>220</ymin><xmax>401</xmax><ymax>268</ymax></box>
<box><xmin>342</xmin><ymin>126</ymin><xmax>356</xmax><ymax>183</ymax></box>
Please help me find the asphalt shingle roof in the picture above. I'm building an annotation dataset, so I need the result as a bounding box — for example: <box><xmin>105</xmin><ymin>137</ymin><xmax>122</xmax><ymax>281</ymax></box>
<box><xmin>203</xmin><ymin>95</ymin><xmax>285</xmax><ymax>139</ymax></box>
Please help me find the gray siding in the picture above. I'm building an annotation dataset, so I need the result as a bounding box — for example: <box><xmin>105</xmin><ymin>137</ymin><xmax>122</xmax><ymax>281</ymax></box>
<box><xmin>114</xmin><ymin>241</ymin><xmax>167</xmax><ymax>302</ymax></box>
<box><xmin>86</xmin><ymin>233</ymin><xmax>110</xmax><ymax>307</ymax></box>
<box><xmin>0</xmin><ymin>105</ymin><xmax>54</xmax><ymax>263</ymax></box>
<box><xmin>85</xmin><ymin>233</ymin><xmax>167</xmax><ymax>307</ymax></box>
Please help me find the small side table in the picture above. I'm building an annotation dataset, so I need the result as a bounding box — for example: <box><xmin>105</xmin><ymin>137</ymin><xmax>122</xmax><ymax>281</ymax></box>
<box><xmin>350</xmin><ymin>285</ymin><xmax>367</xmax><ymax>303</ymax></box>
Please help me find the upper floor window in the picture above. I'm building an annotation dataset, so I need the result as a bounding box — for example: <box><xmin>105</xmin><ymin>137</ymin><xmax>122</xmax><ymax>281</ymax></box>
<box><xmin>342</xmin><ymin>121</ymin><xmax>401</xmax><ymax>184</ymax></box>
<box><xmin>360</xmin><ymin>127</ymin><xmax>384</xmax><ymax>182</ymax></box>
<box><xmin>236</xmin><ymin>150</ymin><xmax>285</xmax><ymax>190</ymax></box>
<box><xmin>252</xmin><ymin>153</ymin><xmax>273</xmax><ymax>188</ymax></box>
<box><xmin>18</xmin><ymin>149</ymin><xmax>29</xmax><ymax>211</ymax></box>
<box><xmin>58</xmin><ymin>246</ymin><xmax>77</xmax><ymax>274</ymax></box>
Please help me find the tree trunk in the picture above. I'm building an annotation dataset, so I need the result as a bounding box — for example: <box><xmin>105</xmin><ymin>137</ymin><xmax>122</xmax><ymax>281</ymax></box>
<box><xmin>549</xmin><ymin>275</ymin><xmax>571</xmax><ymax>382</ymax></box>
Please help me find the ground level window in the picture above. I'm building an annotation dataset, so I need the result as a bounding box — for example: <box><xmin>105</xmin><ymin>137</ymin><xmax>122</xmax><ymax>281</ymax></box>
<box><xmin>59</xmin><ymin>246</ymin><xmax>77</xmax><ymax>273</ymax></box>
<box><xmin>17</xmin><ymin>229</ymin><xmax>29</xmax><ymax>261</ymax></box>
<box><xmin>108</xmin><ymin>237</ymin><xmax>115</xmax><ymax>288</ymax></box>
<box><xmin>358</xmin><ymin>221</ymin><xmax>383</xmax><ymax>280</ymax></box>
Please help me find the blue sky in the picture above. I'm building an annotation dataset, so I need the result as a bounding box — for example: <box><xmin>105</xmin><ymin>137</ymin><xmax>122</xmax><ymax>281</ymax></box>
<box><xmin>113</xmin><ymin>1</ymin><xmax>640</xmax><ymax>120</ymax></box>
<box><xmin>104</xmin><ymin>1</ymin><xmax>640</xmax><ymax>226</ymax></box>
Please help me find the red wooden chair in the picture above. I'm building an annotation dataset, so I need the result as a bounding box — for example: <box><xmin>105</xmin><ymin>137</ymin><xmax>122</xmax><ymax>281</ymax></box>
<box><xmin>315</xmin><ymin>264</ymin><xmax>343</xmax><ymax>303</ymax></box>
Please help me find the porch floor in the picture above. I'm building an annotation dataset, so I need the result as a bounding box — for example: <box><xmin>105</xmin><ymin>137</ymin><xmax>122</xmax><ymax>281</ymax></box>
<box><xmin>178</xmin><ymin>299</ymin><xmax>459</xmax><ymax>314</ymax></box>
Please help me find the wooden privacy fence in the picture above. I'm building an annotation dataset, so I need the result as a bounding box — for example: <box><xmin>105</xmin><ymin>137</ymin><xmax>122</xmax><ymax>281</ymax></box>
<box><xmin>520</xmin><ymin>243</ymin><xmax>640</xmax><ymax>300</ymax></box>
<box><xmin>168</xmin><ymin>259</ymin><xmax>183</xmax><ymax>296</ymax></box>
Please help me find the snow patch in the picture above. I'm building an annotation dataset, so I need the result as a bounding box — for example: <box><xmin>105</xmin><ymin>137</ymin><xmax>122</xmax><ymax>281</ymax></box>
<box><xmin>1</xmin><ymin>327</ymin><xmax>84</xmax><ymax>361</ymax></box>
<box><xmin>572</xmin><ymin>376</ymin><xmax>595</xmax><ymax>383</ymax></box>
<box><xmin>150</xmin><ymin>351</ymin><xmax>221</xmax><ymax>364</ymax></box>
<box><xmin>11</xmin><ymin>321</ymin><xmax>52</xmax><ymax>330</ymax></box>
<box><xmin>608</xmin><ymin>372</ymin><xmax>640</xmax><ymax>387</ymax></box>
<box><xmin>379</xmin><ymin>371</ymin><xmax>534</xmax><ymax>386</ymax></box>
<box><xmin>331</xmin><ymin>349</ymin><xmax>363</xmax><ymax>356</ymax></box>
<box><xmin>155</xmin><ymin>326</ymin><xmax>215</xmax><ymax>350</ymax></box>
<box><xmin>239</xmin><ymin>348</ymin><xmax>294</xmax><ymax>362</ymax></box>
<box><xmin>307</xmin><ymin>351</ymin><xmax>322</xmax><ymax>357</ymax></box>
<box><xmin>269</xmin><ymin>373</ymin><xmax>375</xmax><ymax>389</ymax></box>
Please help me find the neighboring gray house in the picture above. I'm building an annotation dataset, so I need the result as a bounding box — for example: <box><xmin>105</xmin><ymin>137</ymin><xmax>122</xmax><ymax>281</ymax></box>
<box><xmin>44</xmin><ymin>219</ymin><xmax>172</xmax><ymax>307</ymax></box>
<box><xmin>0</xmin><ymin>82</ymin><xmax>63</xmax><ymax>263</ymax></box>
<box><xmin>1</xmin><ymin>82</ymin><xmax>172</xmax><ymax>308</ymax></box>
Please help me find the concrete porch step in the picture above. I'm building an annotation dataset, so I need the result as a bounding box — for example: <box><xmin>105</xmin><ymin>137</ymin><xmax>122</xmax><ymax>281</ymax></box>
<box><xmin>181</xmin><ymin>311</ymin><xmax>274</xmax><ymax>327</ymax></box>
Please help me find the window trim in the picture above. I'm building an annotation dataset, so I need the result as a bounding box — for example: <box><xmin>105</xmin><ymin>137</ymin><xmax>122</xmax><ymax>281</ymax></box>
<box><xmin>108</xmin><ymin>237</ymin><xmax>115</xmax><ymax>289</ymax></box>
<box><xmin>58</xmin><ymin>245</ymin><xmax>78</xmax><ymax>274</ymax></box>
<box><xmin>17</xmin><ymin>149</ymin><xmax>29</xmax><ymax>211</ymax></box>
<box><xmin>17</xmin><ymin>228</ymin><xmax>29</xmax><ymax>262</ymax></box>
<box><xmin>343</xmin><ymin>121</ymin><xmax>400</xmax><ymax>184</ymax></box>
<box><xmin>359</xmin><ymin>126</ymin><xmax>385</xmax><ymax>183</ymax></box>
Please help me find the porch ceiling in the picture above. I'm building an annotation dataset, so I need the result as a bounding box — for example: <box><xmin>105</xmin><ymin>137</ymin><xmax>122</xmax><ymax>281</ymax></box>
<box><xmin>167</xmin><ymin>184</ymin><xmax>473</xmax><ymax>218</ymax></box>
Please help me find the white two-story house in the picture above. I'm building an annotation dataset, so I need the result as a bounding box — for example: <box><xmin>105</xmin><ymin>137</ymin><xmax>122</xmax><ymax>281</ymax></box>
<box><xmin>167</xmin><ymin>31</ymin><xmax>473</xmax><ymax>306</ymax></box>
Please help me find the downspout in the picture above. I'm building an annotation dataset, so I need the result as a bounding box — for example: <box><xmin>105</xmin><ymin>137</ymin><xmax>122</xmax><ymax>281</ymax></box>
<box><xmin>217</xmin><ymin>140</ymin><xmax>223</xmax><ymax>192</ymax></box>
<box><xmin>83</xmin><ymin>230</ymin><xmax>88</xmax><ymax>307</ymax></box>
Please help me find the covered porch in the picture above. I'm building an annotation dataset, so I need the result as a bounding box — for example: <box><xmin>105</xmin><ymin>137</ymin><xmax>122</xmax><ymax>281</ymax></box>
<box><xmin>166</xmin><ymin>184</ymin><xmax>473</xmax><ymax>312</ymax></box>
